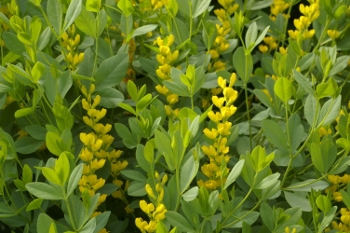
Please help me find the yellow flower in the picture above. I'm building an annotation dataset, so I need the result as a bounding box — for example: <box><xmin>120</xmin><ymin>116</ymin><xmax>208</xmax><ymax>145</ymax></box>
<box><xmin>202</xmin><ymin>145</ymin><xmax>217</xmax><ymax>157</ymax></box>
<box><xmin>218</xmin><ymin>76</ymin><xmax>227</xmax><ymax>89</ymax></box>
<box><xmin>90</xmin><ymin>158</ymin><xmax>106</xmax><ymax>171</ymax></box>
<box><xmin>135</xmin><ymin>218</ymin><xmax>148</xmax><ymax>231</ymax></box>
<box><xmin>98</xmin><ymin>228</ymin><xmax>109</xmax><ymax>233</ymax></box>
<box><xmin>144</xmin><ymin>220</ymin><xmax>157</xmax><ymax>232</ymax></box>
<box><xmin>259</xmin><ymin>45</ymin><xmax>268</xmax><ymax>53</ymax></box>
<box><xmin>327</xmin><ymin>29</ymin><xmax>340</xmax><ymax>39</ymax></box>
<box><xmin>155</xmin><ymin>85</ymin><xmax>169</xmax><ymax>95</ymax></box>
<box><xmin>288</xmin><ymin>30</ymin><xmax>299</xmax><ymax>40</ymax></box>
<box><xmin>145</xmin><ymin>184</ymin><xmax>156</xmax><ymax>199</ymax></box>
<box><xmin>79</xmin><ymin>148</ymin><xmax>94</xmax><ymax>162</ymax></box>
<box><xmin>303</xmin><ymin>29</ymin><xmax>315</xmax><ymax>39</ymax></box>
<box><xmin>208</xmin><ymin>111</ymin><xmax>223</xmax><ymax>123</ymax></box>
<box><xmin>203</xmin><ymin>128</ymin><xmax>219</xmax><ymax>140</ymax></box>
<box><xmin>333</xmin><ymin>191</ymin><xmax>343</xmax><ymax>202</ymax></box>
<box><xmin>166</xmin><ymin>94</ymin><xmax>179</xmax><ymax>105</ymax></box>
<box><xmin>212</xmin><ymin>96</ymin><xmax>225</xmax><ymax>108</ymax></box>
<box><xmin>140</xmin><ymin>200</ymin><xmax>155</xmax><ymax>215</ymax></box>
<box><xmin>217</xmin><ymin>122</ymin><xmax>232</xmax><ymax>136</ymax></box>
<box><xmin>94</xmin><ymin>123</ymin><xmax>112</xmax><ymax>135</ymax></box>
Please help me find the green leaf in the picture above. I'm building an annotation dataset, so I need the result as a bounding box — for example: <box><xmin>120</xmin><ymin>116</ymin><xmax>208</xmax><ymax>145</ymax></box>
<box><xmin>2</xmin><ymin>32</ymin><xmax>26</xmax><ymax>55</ymax></box>
<box><xmin>115</xmin><ymin>123</ymin><xmax>137</xmax><ymax>149</ymax></box>
<box><xmin>94</xmin><ymin>54</ymin><xmax>129</xmax><ymax>88</ymax></box>
<box><xmin>47</xmin><ymin>0</ymin><xmax>62</xmax><ymax>35</ymax></box>
<box><xmin>17</xmin><ymin>32</ymin><xmax>32</xmax><ymax>45</ymax></box>
<box><xmin>37</xmin><ymin>213</ymin><xmax>55</xmax><ymax>233</ymax></box>
<box><xmin>26</xmin><ymin>198</ymin><xmax>43</xmax><ymax>211</ymax></box>
<box><xmin>224</xmin><ymin>159</ymin><xmax>245</xmax><ymax>189</ymax></box>
<box><xmin>55</xmin><ymin>152</ymin><xmax>70</xmax><ymax>185</ymax></box>
<box><xmin>255</xmin><ymin>173</ymin><xmax>280</xmax><ymax>189</ymax></box>
<box><xmin>182</xmin><ymin>186</ymin><xmax>198</xmax><ymax>201</ymax></box>
<box><xmin>118</xmin><ymin>0</ymin><xmax>134</xmax><ymax>16</ymax></box>
<box><xmin>166</xmin><ymin>211</ymin><xmax>196</xmax><ymax>232</ymax></box>
<box><xmin>126</xmin><ymin>80</ymin><xmax>138</xmax><ymax>101</ymax></box>
<box><xmin>42</xmin><ymin>167</ymin><xmax>61</xmax><ymax>185</ymax></box>
<box><xmin>284</xmin><ymin>179</ymin><xmax>329</xmax><ymax>192</ymax></box>
<box><xmin>292</xmin><ymin>70</ymin><xmax>315</xmax><ymax>97</ymax></box>
<box><xmin>63</xmin><ymin>0</ymin><xmax>82</xmax><ymax>33</ymax></box>
<box><xmin>245</xmin><ymin>22</ymin><xmax>258</xmax><ymax>49</ymax></box>
<box><xmin>94</xmin><ymin>87</ymin><xmax>124</xmax><ymax>108</ymax></box>
<box><xmin>121</xmin><ymin>170</ymin><xmax>147</xmax><ymax>183</ymax></box>
<box><xmin>22</xmin><ymin>164</ymin><xmax>33</xmax><ymax>184</ymax></box>
<box><xmin>67</xmin><ymin>163</ymin><xmax>83</xmax><ymax>196</ymax></box>
<box><xmin>15</xmin><ymin>108</ymin><xmax>34</xmax><ymax>118</ymax></box>
<box><xmin>31</xmin><ymin>62</ymin><xmax>45</xmax><ymax>84</ymax></box>
<box><xmin>304</xmin><ymin>94</ymin><xmax>318</xmax><ymax>126</ymax></box>
<box><xmin>155</xmin><ymin>131</ymin><xmax>175</xmax><ymax>171</ymax></box>
<box><xmin>118</xmin><ymin>102</ymin><xmax>136</xmax><ymax>115</ymax></box>
<box><xmin>262</xmin><ymin>120</ymin><xmax>288</xmax><ymax>152</ymax></box>
<box><xmin>319</xmin><ymin>206</ymin><xmax>337</xmax><ymax>232</ymax></box>
<box><xmin>48</xmin><ymin>222</ymin><xmax>57</xmax><ymax>233</ymax></box>
<box><xmin>75</xmin><ymin>7</ymin><xmax>96</xmax><ymax>37</ymax></box>
<box><xmin>132</xmin><ymin>24</ymin><xmax>158</xmax><ymax>38</ymax></box>
<box><xmin>284</xmin><ymin>191</ymin><xmax>312</xmax><ymax>212</ymax></box>
<box><xmin>192</xmin><ymin>0</ymin><xmax>210</xmax><ymax>18</ymax></box>
<box><xmin>274</xmin><ymin>77</ymin><xmax>294</xmax><ymax>103</ymax></box>
<box><xmin>26</xmin><ymin>182</ymin><xmax>64</xmax><ymax>200</ymax></box>
<box><xmin>316</xmin><ymin>78</ymin><xmax>337</xmax><ymax>99</ymax></box>
<box><xmin>46</xmin><ymin>131</ymin><xmax>62</xmax><ymax>156</ymax></box>
<box><xmin>317</xmin><ymin>95</ymin><xmax>341</xmax><ymax>127</ymax></box>
<box><xmin>180</xmin><ymin>155</ymin><xmax>199</xmax><ymax>193</ymax></box>
<box><xmin>15</xmin><ymin>137</ymin><xmax>43</xmax><ymax>154</ymax></box>
<box><xmin>233</xmin><ymin>47</ymin><xmax>253</xmax><ymax>83</ymax></box>
<box><xmin>86</xmin><ymin>0</ymin><xmax>101</xmax><ymax>12</ymax></box>
<box><xmin>316</xmin><ymin>195</ymin><xmax>331</xmax><ymax>213</ymax></box>
<box><xmin>127</xmin><ymin>181</ymin><xmax>147</xmax><ymax>196</ymax></box>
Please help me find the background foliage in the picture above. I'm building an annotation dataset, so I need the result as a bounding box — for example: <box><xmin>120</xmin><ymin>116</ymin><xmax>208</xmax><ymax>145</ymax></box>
<box><xmin>1</xmin><ymin>0</ymin><xmax>350</xmax><ymax>232</ymax></box>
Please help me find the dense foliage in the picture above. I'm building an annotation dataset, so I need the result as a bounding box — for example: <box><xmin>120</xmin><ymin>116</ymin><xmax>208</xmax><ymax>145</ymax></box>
<box><xmin>1</xmin><ymin>0</ymin><xmax>350</xmax><ymax>232</ymax></box>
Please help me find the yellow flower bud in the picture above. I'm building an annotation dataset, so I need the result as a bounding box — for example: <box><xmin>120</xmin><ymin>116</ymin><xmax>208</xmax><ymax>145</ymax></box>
<box><xmin>135</xmin><ymin>218</ymin><xmax>148</xmax><ymax>231</ymax></box>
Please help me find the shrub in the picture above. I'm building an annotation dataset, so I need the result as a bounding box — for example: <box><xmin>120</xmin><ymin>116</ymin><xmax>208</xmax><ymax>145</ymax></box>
<box><xmin>0</xmin><ymin>0</ymin><xmax>350</xmax><ymax>232</ymax></box>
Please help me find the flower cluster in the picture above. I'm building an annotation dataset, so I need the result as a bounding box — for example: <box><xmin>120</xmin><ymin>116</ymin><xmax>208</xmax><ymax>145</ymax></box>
<box><xmin>199</xmin><ymin>74</ymin><xmax>238</xmax><ymax>190</ymax></box>
<box><xmin>78</xmin><ymin>84</ymin><xmax>127</xmax><ymax>207</ymax></box>
<box><xmin>135</xmin><ymin>173</ymin><xmax>168</xmax><ymax>232</ymax></box>
<box><xmin>61</xmin><ymin>24</ymin><xmax>84</xmax><ymax>70</ymax></box>
<box><xmin>269</xmin><ymin>0</ymin><xmax>290</xmax><ymax>21</ymax></box>
<box><xmin>259</xmin><ymin>36</ymin><xmax>279</xmax><ymax>53</ymax></box>
<box><xmin>326</xmin><ymin>174</ymin><xmax>350</xmax><ymax>203</ymax></box>
<box><xmin>331</xmin><ymin>208</ymin><xmax>350</xmax><ymax>232</ymax></box>
<box><xmin>207</xmin><ymin>0</ymin><xmax>238</xmax><ymax>72</ymax></box>
<box><xmin>154</xmin><ymin>34</ymin><xmax>180</xmax><ymax>117</ymax></box>
<box><xmin>288</xmin><ymin>0</ymin><xmax>320</xmax><ymax>40</ymax></box>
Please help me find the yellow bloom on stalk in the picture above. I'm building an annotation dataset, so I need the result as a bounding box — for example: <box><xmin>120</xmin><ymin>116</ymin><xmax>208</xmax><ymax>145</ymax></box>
<box><xmin>327</xmin><ymin>30</ymin><xmax>340</xmax><ymax>39</ymax></box>
<box><xmin>140</xmin><ymin>200</ymin><xmax>155</xmax><ymax>215</ymax></box>
<box><xmin>203</xmin><ymin>128</ymin><xmax>219</xmax><ymax>140</ymax></box>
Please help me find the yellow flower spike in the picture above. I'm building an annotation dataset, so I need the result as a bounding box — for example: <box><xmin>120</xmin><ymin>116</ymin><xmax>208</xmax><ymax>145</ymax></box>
<box><xmin>218</xmin><ymin>76</ymin><xmax>227</xmax><ymax>89</ymax></box>
<box><xmin>155</xmin><ymin>85</ymin><xmax>169</xmax><ymax>95</ymax></box>
<box><xmin>279</xmin><ymin>47</ymin><xmax>287</xmax><ymax>55</ymax></box>
<box><xmin>156</xmin><ymin>69</ymin><xmax>167</xmax><ymax>79</ymax></box>
<box><xmin>341</xmin><ymin>211</ymin><xmax>350</xmax><ymax>225</ymax></box>
<box><xmin>82</xmin><ymin>99</ymin><xmax>90</xmax><ymax>110</ymax></box>
<box><xmin>203</xmin><ymin>128</ymin><xmax>219</xmax><ymax>140</ymax></box>
<box><xmin>154</xmin><ymin>203</ymin><xmax>166</xmax><ymax>215</ymax></box>
<box><xmin>167</xmin><ymin>34</ymin><xmax>175</xmax><ymax>46</ymax></box>
<box><xmin>166</xmin><ymin>94</ymin><xmax>179</xmax><ymax>105</ymax></box>
<box><xmin>100</xmin><ymin>134</ymin><xmax>114</xmax><ymax>148</ymax></box>
<box><xmin>67</xmin><ymin>52</ymin><xmax>73</xmax><ymax>63</ymax></box>
<box><xmin>135</xmin><ymin>218</ymin><xmax>148</xmax><ymax>231</ymax></box>
<box><xmin>79</xmin><ymin>148</ymin><xmax>94</xmax><ymax>162</ymax></box>
<box><xmin>204</xmin><ymin>180</ymin><xmax>218</xmax><ymax>189</ymax></box>
<box><xmin>223</xmin><ymin>87</ymin><xmax>238</xmax><ymax>103</ymax></box>
<box><xmin>62</xmin><ymin>32</ymin><xmax>69</xmax><ymax>42</ymax></box>
<box><xmin>145</xmin><ymin>184</ymin><xmax>156</xmax><ymax>199</ymax></box>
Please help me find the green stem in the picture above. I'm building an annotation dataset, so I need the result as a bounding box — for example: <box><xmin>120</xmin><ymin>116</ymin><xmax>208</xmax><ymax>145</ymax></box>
<box><xmin>244</xmin><ymin>83</ymin><xmax>252</xmax><ymax>149</ymax></box>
